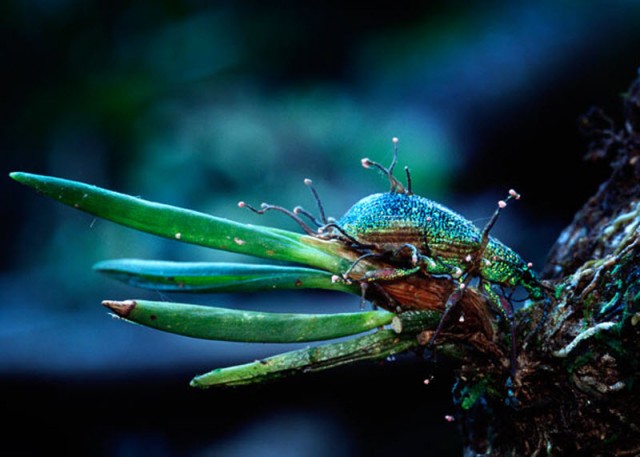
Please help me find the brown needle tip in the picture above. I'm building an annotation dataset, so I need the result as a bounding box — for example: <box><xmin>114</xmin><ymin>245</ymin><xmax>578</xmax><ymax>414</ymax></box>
<box><xmin>102</xmin><ymin>300</ymin><xmax>136</xmax><ymax>318</ymax></box>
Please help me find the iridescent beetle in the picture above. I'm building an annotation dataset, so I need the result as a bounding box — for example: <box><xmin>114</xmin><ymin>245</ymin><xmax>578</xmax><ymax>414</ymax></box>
<box><xmin>240</xmin><ymin>138</ymin><xmax>551</xmax><ymax>374</ymax></box>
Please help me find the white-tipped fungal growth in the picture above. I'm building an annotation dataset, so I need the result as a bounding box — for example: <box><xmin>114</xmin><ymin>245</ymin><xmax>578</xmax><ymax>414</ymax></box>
<box><xmin>361</xmin><ymin>158</ymin><xmax>372</xmax><ymax>169</ymax></box>
<box><xmin>498</xmin><ymin>200</ymin><xmax>507</xmax><ymax>209</ymax></box>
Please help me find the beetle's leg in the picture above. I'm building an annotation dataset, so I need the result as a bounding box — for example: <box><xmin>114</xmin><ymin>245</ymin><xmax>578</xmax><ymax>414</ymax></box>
<box><xmin>349</xmin><ymin>243</ymin><xmax>427</xmax><ymax>283</ymax></box>
<box><xmin>536</xmin><ymin>293</ymin><xmax>551</xmax><ymax>333</ymax></box>
<box><xmin>358</xmin><ymin>281</ymin><xmax>369</xmax><ymax>310</ymax></box>
<box><xmin>481</xmin><ymin>281</ymin><xmax>517</xmax><ymax>379</ymax></box>
<box><xmin>338</xmin><ymin>253</ymin><xmax>409</xmax><ymax>310</ymax></box>
<box><xmin>523</xmin><ymin>289</ymin><xmax>552</xmax><ymax>343</ymax></box>
<box><xmin>238</xmin><ymin>202</ymin><xmax>319</xmax><ymax>236</ymax></box>
<box><xmin>342</xmin><ymin>252</ymin><xmax>383</xmax><ymax>281</ymax></box>
<box><xmin>318</xmin><ymin>222</ymin><xmax>375</xmax><ymax>250</ymax></box>
<box><xmin>428</xmin><ymin>279</ymin><xmax>469</xmax><ymax>349</ymax></box>
<box><xmin>482</xmin><ymin>282</ymin><xmax>523</xmax><ymax>405</ymax></box>
<box><xmin>360</xmin><ymin>265</ymin><xmax>422</xmax><ymax>282</ymax></box>
<box><xmin>421</xmin><ymin>255</ymin><xmax>465</xmax><ymax>278</ymax></box>
<box><xmin>479</xmin><ymin>189</ymin><xmax>521</xmax><ymax>251</ymax></box>
<box><xmin>357</xmin><ymin>282</ymin><xmax>398</xmax><ymax>311</ymax></box>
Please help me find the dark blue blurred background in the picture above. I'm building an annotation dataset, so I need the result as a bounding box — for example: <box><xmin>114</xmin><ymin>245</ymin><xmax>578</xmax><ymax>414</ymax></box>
<box><xmin>3</xmin><ymin>1</ymin><xmax>639</xmax><ymax>455</ymax></box>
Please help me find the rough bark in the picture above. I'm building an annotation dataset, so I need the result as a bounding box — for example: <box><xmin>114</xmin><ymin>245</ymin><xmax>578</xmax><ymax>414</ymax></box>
<box><xmin>452</xmin><ymin>74</ymin><xmax>640</xmax><ymax>455</ymax></box>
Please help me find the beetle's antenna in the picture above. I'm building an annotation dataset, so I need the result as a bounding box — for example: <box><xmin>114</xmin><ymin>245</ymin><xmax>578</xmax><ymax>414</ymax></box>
<box><xmin>238</xmin><ymin>201</ymin><xmax>318</xmax><ymax>236</ymax></box>
<box><xmin>480</xmin><ymin>189</ymin><xmax>521</xmax><ymax>249</ymax></box>
<box><xmin>388</xmin><ymin>137</ymin><xmax>399</xmax><ymax>177</ymax></box>
<box><xmin>293</xmin><ymin>206</ymin><xmax>323</xmax><ymax>227</ymax></box>
<box><xmin>361</xmin><ymin>157</ymin><xmax>391</xmax><ymax>178</ymax></box>
<box><xmin>303</xmin><ymin>178</ymin><xmax>328</xmax><ymax>224</ymax></box>
<box><xmin>404</xmin><ymin>166</ymin><xmax>413</xmax><ymax>195</ymax></box>
<box><xmin>361</xmin><ymin>137</ymin><xmax>407</xmax><ymax>194</ymax></box>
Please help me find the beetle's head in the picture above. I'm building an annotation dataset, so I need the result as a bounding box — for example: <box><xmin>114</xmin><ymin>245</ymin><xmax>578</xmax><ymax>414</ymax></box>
<box><xmin>517</xmin><ymin>263</ymin><xmax>544</xmax><ymax>300</ymax></box>
<box><xmin>517</xmin><ymin>261</ymin><xmax>553</xmax><ymax>335</ymax></box>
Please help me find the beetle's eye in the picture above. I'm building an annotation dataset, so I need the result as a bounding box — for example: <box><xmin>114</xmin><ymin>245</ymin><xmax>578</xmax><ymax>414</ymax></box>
<box><xmin>523</xmin><ymin>267</ymin><xmax>536</xmax><ymax>284</ymax></box>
